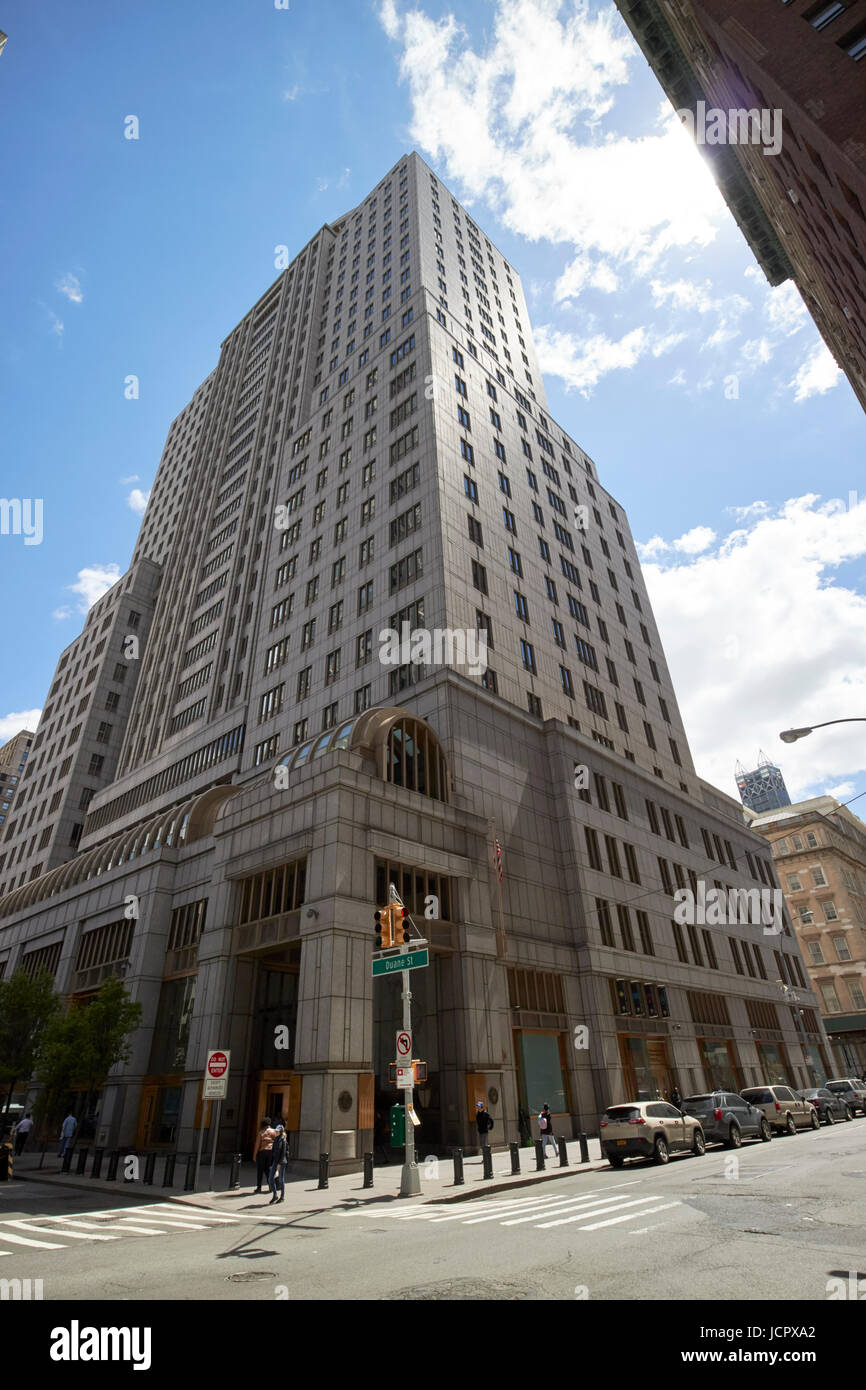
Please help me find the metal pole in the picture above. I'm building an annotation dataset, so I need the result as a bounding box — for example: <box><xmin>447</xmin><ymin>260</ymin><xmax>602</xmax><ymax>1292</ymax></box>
<box><xmin>193</xmin><ymin>1099</ymin><xmax>207</xmax><ymax>1192</ymax></box>
<box><xmin>399</xmin><ymin>967</ymin><xmax>421</xmax><ymax>1197</ymax></box>
<box><xmin>363</xmin><ymin>1151</ymin><xmax>374</xmax><ymax>1188</ymax></box>
<box><xmin>578</xmin><ymin>1132</ymin><xmax>590</xmax><ymax>1164</ymax></box>
<box><xmin>208</xmin><ymin>1100</ymin><xmax>222</xmax><ymax>1191</ymax></box>
<box><xmin>509</xmin><ymin>1142</ymin><xmax>520</xmax><ymax>1175</ymax></box>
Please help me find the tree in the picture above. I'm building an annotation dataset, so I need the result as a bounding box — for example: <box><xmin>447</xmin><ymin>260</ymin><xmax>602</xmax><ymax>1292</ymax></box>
<box><xmin>0</xmin><ymin>970</ymin><xmax>61</xmax><ymax>1117</ymax></box>
<box><xmin>35</xmin><ymin>976</ymin><xmax>142</xmax><ymax>1132</ymax></box>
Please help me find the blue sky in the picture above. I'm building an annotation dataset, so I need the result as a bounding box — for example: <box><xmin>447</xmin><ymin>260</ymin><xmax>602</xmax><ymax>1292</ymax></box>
<box><xmin>1</xmin><ymin>0</ymin><xmax>864</xmax><ymax>815</ymax></box>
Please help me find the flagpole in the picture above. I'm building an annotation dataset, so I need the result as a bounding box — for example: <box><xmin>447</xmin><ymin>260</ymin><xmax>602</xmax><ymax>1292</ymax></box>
<box><xmin>493</xmin><ymin>829</ymin><xmax>506</xmax><ymax>959</ymax></box>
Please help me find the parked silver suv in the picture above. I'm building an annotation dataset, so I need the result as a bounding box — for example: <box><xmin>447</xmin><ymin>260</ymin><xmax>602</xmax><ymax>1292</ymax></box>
<box><xmin>824</xmin><ymin>1078</ymin><xmax>866</xmax><ymax>1116</ymax></box>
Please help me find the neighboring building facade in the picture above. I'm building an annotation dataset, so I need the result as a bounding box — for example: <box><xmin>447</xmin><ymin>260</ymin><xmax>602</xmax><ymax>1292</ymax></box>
<box><xmin>614</xmin><ymin>0</ymin><xmax>866</xmax><ymax>412</ymax></box>
<box><xmin>751</xmin><ymin>796</ymin><xmax>866</xmax><ymax>1074</ymax></box>
<box><xmin>0</xmin><ymin>730</ymin><xmax>34</xmax><ymax>839</ymax></box>
<box><xmin>736</xmin><ymin>753</ymin><xmax>792</xmax><ymax>813</ymax></box>
<box><xmin>0</xmin><ymin>152</ymin><xmax>828</xmax><ymax>1169</ymax></box>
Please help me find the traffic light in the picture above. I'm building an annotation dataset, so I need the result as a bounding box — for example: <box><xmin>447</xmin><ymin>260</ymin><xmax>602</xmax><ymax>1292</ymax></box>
<box><xmin>393</xmin><ymin>904</ymin><xmax>409</xmax><ymax>944</ymax></box>
<box><xmin>375</xmin><ymin>905</ymin><xmax>394</xmax><ymax>949</ymax></box>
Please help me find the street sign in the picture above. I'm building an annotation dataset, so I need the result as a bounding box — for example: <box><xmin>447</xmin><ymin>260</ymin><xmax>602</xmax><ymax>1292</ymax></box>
<box><xmin>396</xmin><ymin>1030</ymin><xmax>412</xmax><ymax>1060</ymax></box>
<box><xmin>203</xmin><ymin>1049</ymin><xmax>230</xmax><ymax>1100</ymax></box>
<box><xmin>371</xmin><ymin>948</ymin><xmax>429</xmax><ymax>977</ymax></box>
<box><xmin>396</xmin><ymin>1067</ymin><xmax>414</xmax><ymax>1089</ymax></box>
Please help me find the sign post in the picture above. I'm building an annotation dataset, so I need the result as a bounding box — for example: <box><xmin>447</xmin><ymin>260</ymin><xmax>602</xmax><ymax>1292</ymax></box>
<box><xmin>194</xmin><ymin>1050</ymin><xmax>230</xmax><ymax>1192</ymax></box>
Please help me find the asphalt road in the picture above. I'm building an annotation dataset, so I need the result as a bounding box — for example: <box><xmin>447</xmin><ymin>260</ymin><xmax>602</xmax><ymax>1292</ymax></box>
<box><xmin>2</xmin><ymin>1117</ymin><xmax>865</xmax><ymax>1302</ymax></box>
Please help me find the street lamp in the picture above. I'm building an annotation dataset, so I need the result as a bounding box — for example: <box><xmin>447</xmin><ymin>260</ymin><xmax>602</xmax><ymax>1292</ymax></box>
<box><xmin>779</xmin><ymin>717</ymin><xmax>866</xmax><ymax>743</ymax></box>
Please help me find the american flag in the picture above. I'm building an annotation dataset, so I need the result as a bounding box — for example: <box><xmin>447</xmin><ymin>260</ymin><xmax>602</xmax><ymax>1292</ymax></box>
<box><xmin>494</xmin><ymin>838</ymin><xmax>503</xmax><ymax>883</ymax></box>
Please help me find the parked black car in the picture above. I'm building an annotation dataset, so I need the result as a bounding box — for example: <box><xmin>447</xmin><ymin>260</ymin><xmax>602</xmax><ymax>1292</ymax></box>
<box><xmin>681</xmin><ymin>1091</ymin><xmax>772</xmax><ymax>1148</ymax></box>
<box><xmin>797</xmin><ymin>1087</ymin><xmax>853</xmax><ymax>1124</ymax></box>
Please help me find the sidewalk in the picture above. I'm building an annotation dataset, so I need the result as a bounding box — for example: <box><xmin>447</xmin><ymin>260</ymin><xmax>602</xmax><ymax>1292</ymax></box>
<box><xmin>8</xmin><ymin>1140</ymin><xmax>608</xmax><ymax>1215</ymax></box>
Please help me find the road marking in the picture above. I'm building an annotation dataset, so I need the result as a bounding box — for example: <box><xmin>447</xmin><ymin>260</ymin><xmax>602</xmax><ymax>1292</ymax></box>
<box><xmin>2</xmin><ymin>1220</ymin><xmax>118</xmax><ymax>1242</ymax></box>
<box><xmin>537</xmin><ymin>1195</ymin><xmax>675</xmax><ymax>1229</ymax></box>
<box><xmin>106</xmin><ymin>1223</ymin><xmax>169</xmax><ymax>1235</ymax></box>
<box><xmin>579</xmin><ymin>1200</ymin><xmax>681</xmax><ymax>1231</ymax></box>
<box><xmin>0</xmin><ymin>1230</ymin><xmax>66</xmax><ymax>1249</ymax></box>
<box><xmin>497</xmin><ymin>1191</ymin><xmax>648</xmax><ymax>1227</ymax></box>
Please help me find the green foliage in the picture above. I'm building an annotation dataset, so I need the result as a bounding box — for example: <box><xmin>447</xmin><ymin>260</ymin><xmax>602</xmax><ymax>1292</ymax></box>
<box><xmin>0</xmin><ymin>970</ymin><xmax>61</xmax><ymax>1112</ymax></box>
<box><xmin>35</xmin><ymin>975</ymin><xmax>143</xmax><ymax>1127</ymax></box>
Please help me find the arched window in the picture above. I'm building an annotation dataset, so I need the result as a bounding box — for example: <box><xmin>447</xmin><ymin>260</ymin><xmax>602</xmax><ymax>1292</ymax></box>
<box><xmin>383</xmin><ymin>716</ymin><xmax>447</xmax><ymax>802</ymax></box>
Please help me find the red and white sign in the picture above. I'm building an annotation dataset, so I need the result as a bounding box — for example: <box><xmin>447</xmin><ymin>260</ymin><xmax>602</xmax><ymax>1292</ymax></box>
<box><xmin>396</xmin><ymin>1031</ymin><xmax>412</xmax><ymax>1060</ymax></box>
<box><xmin>396</xmin><ymin>1066</ymin><xmax>414</xmax><ymax>1090</ymax></box>
<box><xmin>204</xmin><ymin>1049</ymin><xmax>230</xmax><ymax>1099</ymax></box>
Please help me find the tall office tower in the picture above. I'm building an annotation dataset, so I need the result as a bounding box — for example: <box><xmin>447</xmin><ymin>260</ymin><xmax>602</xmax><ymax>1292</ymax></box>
<box><xmin>613</xmin><ymin>0</ymin><xmax>866</xmax><ymax>412</ymax></box>
<box><xmin>736</xmin><ymin>753</ymin><xmax>792</xmax><ymax>814</ymax></box>
<box><xmin>0</xmin><ymin>730</ymin><xmax>34</xmax><ymax>837</ymax></box>
<box><xmin>0</xmin><ymin>153</ymin><xmax>828</xmax><ymax>1170</ymax></box>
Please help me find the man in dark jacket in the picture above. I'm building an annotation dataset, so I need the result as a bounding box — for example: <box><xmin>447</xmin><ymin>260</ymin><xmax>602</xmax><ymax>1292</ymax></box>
<box><xmin>475</xmin><ymin>1102</ymin><xmax>493</xmax><ymax>1148</ymax></box>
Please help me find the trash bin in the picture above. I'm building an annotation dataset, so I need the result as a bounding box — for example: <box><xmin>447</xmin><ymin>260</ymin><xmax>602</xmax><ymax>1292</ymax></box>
<box><xmin>0</xmin><ymin>1143</ymin><xmax>13</xmax><ymax>1182</ymax></box>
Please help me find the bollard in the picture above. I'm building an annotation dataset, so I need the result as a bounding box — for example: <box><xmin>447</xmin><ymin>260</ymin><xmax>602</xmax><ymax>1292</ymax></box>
<box><xmin>534</xmin><ymin>1139</ymin><xmax>545</xmax><ymax>1171</ymax></box>
<box><xmin>482</xmin><ymin>1145</ymin><xmax>493</xmax><ymax>1180</ymax></box>
<box><xmin>452</xmin><ymin>1147</ymin><xmax>464</xmax><ymax>1186</ymax></box>
<box><xmin>162</xmin><ymin>1153</ymin><xmax>177</xmax><ymax>1188</ymax></box>
<box><xmin>144</xmin><ymin>1152</ymin><xmax>156</xmax><ymax>1186</ymax></box>
<box><xmin>578</xmin><ymin>1131</ymin><xmax>590</xmax><ymax>1165</ymax></box>
<box><xmin>39</xmin><ymin>1141</ymin><xmax>47</xmax><ymax>1170</ymax></box>
<box><xmin>363</xmin><ymin>1151</ymin><xmax>374</xmax><ymax>1189</ymax></box>
<box><xmin>509</xmin><ymin>1142</ymin><xmax>521</xmax><ymax>1175</ymax></box>
<box><xmin>76</xmin><ymin>1147</ymin><xmax>89</xmax><ymax>1176</ymax></box>
<box><xmin>61</xmin><ymin>1148</ymin><xmax>73</xmax><ymax>1173</ymax></box>
<box><xmin>184</xmin><ymin>1153</ymin><xmax>196</xmax><ymax>1191</ymax></box>
<box><xmin>106</xmin><ymin>1149</ymin><xmax>120</xmax><ymax>1181</ymax></box>
<box><xmin>92</xmin><ymin>1147</ymin><xmax>105</xmax><ymax>1179</ymax></box>
<box><xmin>229</xmin><ymin>1153</ymin><xmax>242</xmax><ymax>1190</ymax></box>
<box><xmin>557</xmin><ymin>1136</ymin><xmax>568</xmax><ymax>1168</ymax></box>
<box><xmin>318</xmin><ymin>1152</ymin><xmax>330</xmax><ymax>1190</ymax></box>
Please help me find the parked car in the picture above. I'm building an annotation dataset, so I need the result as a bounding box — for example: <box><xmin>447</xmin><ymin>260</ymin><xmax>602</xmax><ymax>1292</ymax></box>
<box><xmin>681</xmin><ymin>1091</ymin><xmax>772</xmax><ymax>1147</ymax></box>
<box><xmin>797</xmin><ymin>1087</ymin><xmax>853</xmax><ymax>1124</ymax></box>
<box><xmin>600</xmin><ymin>1100</ymin><xmax>705</xmax><ymax>1167</ymax></box>
<box><xmin>824</xmin><ymin>1078</ymin><xmax>866</xmax><ymax>1116</ymax></box>
<box><xmin>739</xmin><ymin>1084</ymin><xmax>819</xmax><ymax>1134</ymax></box>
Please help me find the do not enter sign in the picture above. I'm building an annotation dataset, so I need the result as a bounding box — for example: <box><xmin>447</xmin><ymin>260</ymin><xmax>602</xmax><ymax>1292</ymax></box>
<box><xmin>204</xmin><ymin>1049</ymin><xmax>230</xmax><ymax>1098</ymax></box>
<box><xmin>207</xmin><ymin>1050</ymin><xmax>229</xmax><ymax>1078</ymax></box>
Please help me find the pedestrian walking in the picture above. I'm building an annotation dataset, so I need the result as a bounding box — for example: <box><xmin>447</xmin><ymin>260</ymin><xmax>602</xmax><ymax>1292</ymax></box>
<box><xmin>58</xmin><ymin>1112</ymin><xmax>77</xmax><ymax>1159</ymax></box>
<box><xmin>14</xmin><ymin>1113</ymin><xmax>33</xmax><ymax>1156</ymax></box>
<box><xmin>252</xmin><ymin>1116</ymin><xmax>277</xmax><ymax>1193</ymax></box>
<box><xmin>538</xmin><ymin>1104</ymin><xmax>557</xmax><ymax>1156</ymax></box>
<box><xmin>670</xmin><ymin>1086</ymin><xmax>683</xmax><ymax>1111</ymax></box>
<box><xmin>475</xmin><ymin>1101</ymin><xmax>494</xmax><ymax>1148</ymax></box>
<box><xmin>267</xmin><ymin>1123</ymin><xmax>287</xmax><ymax>1204</ymax></box>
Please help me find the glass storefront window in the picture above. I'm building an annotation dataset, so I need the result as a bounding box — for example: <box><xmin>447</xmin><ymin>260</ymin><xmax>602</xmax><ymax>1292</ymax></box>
<box><xmin>517</xmin><ymin>1033</ymin><xmax>567</xmax><ymax>1114</ymax></box>
<box><xmin>804</xmin><ymin>1045</ymin><xmax>826</xmax><ymax>1087</ymax></box>
<box><xmin>757</xmin><ymin>1043</ymin><xmax>787</xmax><ymax>1085</ymax></box>
<box><xmin>699</xmin><ymin>1039</ymin><xmax>739</xmax><ymax>1091</ymax></box>
<box><xmin>148</xmin><ymin>976</ymin><xmax>196</xmax><ymax>1074</ymax></box>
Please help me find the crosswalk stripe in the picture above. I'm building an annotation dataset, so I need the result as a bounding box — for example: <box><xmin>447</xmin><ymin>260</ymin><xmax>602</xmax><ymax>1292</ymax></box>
<box><xmin>106</xmin><ymin>1224</ymin><xmax>168</xmax><ymax>1235</ymax></box>
<box><xmin>578</xmin><ymin>1200</ymin><xmax>681</xmax><ymax>1232</ymax></box>
<box><xmin>490</xmin><ymin>1191</ymin><xmax>642</xmax><ymax>1227</ymax></box>
<box><xmin>3</xmin><ymin>1220</ymin><xmax>118</xmax><ymax>1242</ymax></box>
<box><xmin>0</xmin><ymin>1230</ymin><xmax>66</xmax><ymax>1249</ymax></box>
<box><xmin>537</xmin><ymin>1196</ymin><xmax>675</xmax><ymax>1229</ymax></box>
<box><xmin>432</xmin><ymin>1183</ymin><xmax>641</xmax><ymax>1224</ymax></box>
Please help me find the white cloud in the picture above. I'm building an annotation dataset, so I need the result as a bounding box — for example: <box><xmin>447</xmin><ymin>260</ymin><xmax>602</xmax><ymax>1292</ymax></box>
<box><xmin>765</xmin><ymin>280</ymin><xmax>808</xmax><ymax>337</ymax></box>
<box><xmin>127</xmin><ymin>488</ymin><xmax>150</xmax><ymax>515</ymax></box>
<box><xmin>638</xmin><ymin>494</ymin><xmax>866</xmax><ymax>800</ymax></box>
<box><xmin>726</xmin><ymin>500</ymin><xmax>770</xmax><ymax>521</ymax></box>
<box><xmin>672</xmin><ymin>526</ymin><xmax>716</xmax><ymax>554</ymax></box>
<box><xmin>378</xmin><ymin>0</ymin><xmax>725</xmax><ymax>276</ymax></box>
<box><xmin>534</xmin><ymin>324</ymin><xmax>652</xmax><ymax>395</ymax></box>
<box><xmin>282</xmin><ymin>85</ymin><xmax>300</xmax><ymax>102</ymax></box>
<box><xmin>820</xmin><ymin>781</ymin><xmax>856</xmax><ymax>802</ymax></box>
<box><xmin>790</xmin><ymin>340</ymin><xmax>842</xmax><ymax>402</ymax></box>
<box><xmin>52</xmin><ymin>606</ymin><xmax>72</xmax><ymax>621</ymax></box>
<box><xmin>119</xmin><ymin>474</ymin><xmax>139</xmax><ymax>485</ymax></box>
<box><xmin>0</xmin><ymin>709</ymin><xmax>43</xmax><ymax>743</ymax></box>
<box><xmin>49</xmin><ymin>313</ymin><xmax>64</xmax><ymax>338</ymax></box>
<box><xmin>64</xmin><ymin>564</ymin><xmax>122</xmax><ymax>613</ymax></box>
<box><xmin>740</xmin><ymin>337</ymin><xmax>772</xmax><ymax>366</ymax></box>
<box><xmin>56</xmin><ymin>273</ymin><xmax>83</xmax><ymax>304</ymax></box>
